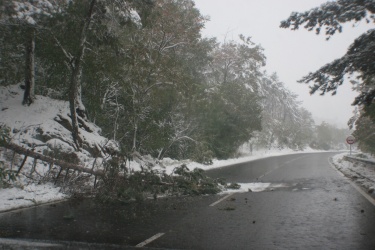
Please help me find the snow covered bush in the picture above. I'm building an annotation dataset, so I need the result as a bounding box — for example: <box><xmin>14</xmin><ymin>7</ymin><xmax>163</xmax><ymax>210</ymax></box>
<box><xmin>0</xmin><ymin>162</ymin><xmax>16</xmax><ymax>188</ymax></box>
<box><xmin>0</xmin><ymin>126</ymin><xmax>17</xmax><ymax>187</ymax></box>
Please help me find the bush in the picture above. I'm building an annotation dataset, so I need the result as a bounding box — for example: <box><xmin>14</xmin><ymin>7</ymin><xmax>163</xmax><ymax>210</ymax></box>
<box><xmin>171</xmin><ymin>164</ymin><xmax>222</xmax><ymax>195</ymax></box>
<box><xmin>0</xmin><ymin>125</ymin><xmax>10</xmax><ymax>147</ymax></box>
<box><xmin>0</xmin><ymin>126</ymin><xmax>16</xmax><ymax>188</ymax></box>
<box><xmin>191</xmin><ymin>143</ymin><xmax>213</xmax><ymax>165</ymax></box>
<box><xmin>0</xmin><ymin>163</ymin><xmax>16</xmax><ymax>188</ymax></box>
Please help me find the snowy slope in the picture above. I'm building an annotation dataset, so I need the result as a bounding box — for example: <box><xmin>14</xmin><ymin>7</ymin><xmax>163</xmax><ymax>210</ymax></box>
<box><xmin>0</xmin><ymin>84</ymin><xmax>120</xmax><ymax>210</ymax></box>
<box><xmin>0</xmin><ymin>84</ymin><xmax>119</xmax><ymax>161</ymax></box>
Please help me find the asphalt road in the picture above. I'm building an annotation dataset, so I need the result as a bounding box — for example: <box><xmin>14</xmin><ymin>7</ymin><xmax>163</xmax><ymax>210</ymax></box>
<box><xmin>1</xmin><ymin>152</ymin><xmax>375</xmax><ymax>249</ymax></box>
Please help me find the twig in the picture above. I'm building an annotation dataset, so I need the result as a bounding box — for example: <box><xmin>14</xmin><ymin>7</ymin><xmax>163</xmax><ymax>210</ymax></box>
<box><xmin>16</xmin><ymin>155</ymin><xmax>28</xmax><ymax>176</ymax></box>
<box><xmin>55</xmin><ymin>167</ymin><xmax>63</xmax><ymax>185</ymax></box>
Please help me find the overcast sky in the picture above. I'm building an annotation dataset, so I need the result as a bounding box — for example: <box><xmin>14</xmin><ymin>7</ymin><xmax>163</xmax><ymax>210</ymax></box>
<box><xmin>193</xmin><ymin>0</ymin><xmax>374</xmax><ymax>128</ymax></box>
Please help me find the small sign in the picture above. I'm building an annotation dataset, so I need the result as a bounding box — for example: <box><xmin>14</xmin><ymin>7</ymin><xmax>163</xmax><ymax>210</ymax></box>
<box><xmin>346</xmin><ymin>135</ymin><xmax>355</xmax><ymax>145</ymax></box>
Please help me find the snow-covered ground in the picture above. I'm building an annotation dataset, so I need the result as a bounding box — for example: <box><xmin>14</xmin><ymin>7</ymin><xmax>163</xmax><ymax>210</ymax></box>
<box><xmin>0</xmin><ymin>84</ymin><xmax>117</xmax><ymax>212</ymax></box>
<box><xmin>1</xmin><ymin>84</ymin><xmax>374</xmax><ymax>213</ymax></box>
<box><xmin>0</xmin><ymin>84</ymin><xmax>119</xmax><ymax>183</ymax></box>
<box><xmin>0</xmin><ymin>183</ymin><xmax>66</xmax><ymax>212</ymax></box>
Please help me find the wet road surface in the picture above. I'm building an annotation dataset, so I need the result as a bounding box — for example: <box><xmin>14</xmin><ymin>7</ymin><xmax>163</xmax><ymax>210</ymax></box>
<box><xmin>1</xmin><ymin>152</ymin><xmax>375</xmax><ymax>249</ymax></box>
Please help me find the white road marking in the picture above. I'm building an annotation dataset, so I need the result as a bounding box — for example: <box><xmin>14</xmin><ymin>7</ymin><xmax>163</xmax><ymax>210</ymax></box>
<box><xmin>135</xmin><ymin>233</ymin><xmax>165</xmax><ymax>248</ymax></box>
<box><xmin>329</xmin><ymin>159</ymin><xmax>375</xmax><ymax>207</ymax></box>
<box><xmin>209</xmin><ymin>193</ymin><xmax>234</xmax><ymax>207</ymax></box>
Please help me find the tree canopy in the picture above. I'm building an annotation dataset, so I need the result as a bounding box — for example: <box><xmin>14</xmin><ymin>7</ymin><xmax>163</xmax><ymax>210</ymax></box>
<box><xmin>0</xmin><ymin>0</ymin><xmax>334</xmax><ymax>163</ymax></box>
<box><xmin>280</xmin><ymin>0</ymin><xmax>375</xmax><ymax>107</ymax></box>
<box><xmin>281</xmin><ymin>0</ymin><xmax>375</xmax><ymax>154</ymax></box>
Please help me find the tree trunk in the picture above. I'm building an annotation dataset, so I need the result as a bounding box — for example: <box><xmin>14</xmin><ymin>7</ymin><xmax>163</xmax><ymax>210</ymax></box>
<box><xmin>23</xmin><ymin>28</ymin><xmax>35</xmax><ymax>106</ymax></box>
<box><xmin>69</xmin><ymin>64</ymin><xmax>82</xmax><ymax>149</ymax></box>
<box><xmin>4</xmin><ymin>142</ymin><xmax>104</xmax><ymax>177</ymax></box>
<box><xmin>132</xmin><ymin>119</ymin><xmax>138</xmax><ymax>151</ymax></box>
<box><xmin>69</xmin><ymin>0</ymin><xmax>96</xmax><ymax>149</ymax></box>
<box><xmin>268</xmin><ymin>133</ymin><xmax>274</xmax><ymax>150</ymax></box>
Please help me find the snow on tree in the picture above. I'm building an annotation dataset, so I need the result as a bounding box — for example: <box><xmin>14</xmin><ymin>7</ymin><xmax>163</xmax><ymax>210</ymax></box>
<box><xmin>252</xmin><ymin>73</ymin><xmax>315</xmax><ymax>150</ymax></box>
<box><xmin>281</xmin><ymin>0</ymin><xmax>375</xmax><ymax>153</ymax></box>
<box><xmin>41</xmin><ymin>0</ymin><xmax>141</xmax><ymax>149</ymax></box>
<box><xmin>1</xmin><ymin>0</ymin><xmax>66</xmax><ymax>105</ymax></box>
<box><xmin>200</xmin><ymin>37</ymin><xmax>264</xmax><ymax>158</ymax></box>
<box><xmin>10</xmin><ymin>0</ymin><xmax>63</xmax><ymax>25</ymax></box>
<box><xmin>280</xmin><ymin>0</ymin><xmax>375</xmax><ymax>108</ymax></box>
<box><xmin>95</xmin><ymin>0</ymin><xmax>207</xmax><ymax>158</ymax></box>
<box><xmin>205</xmin><ymin>35</ymin><xmax>265</xmax><ymax>90</ymax></box>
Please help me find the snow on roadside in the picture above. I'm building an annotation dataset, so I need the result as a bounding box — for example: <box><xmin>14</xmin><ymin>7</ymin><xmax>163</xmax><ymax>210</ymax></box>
<box><xmin>221</xmin><ymin>182</ymin><xmax>289</xmax><ymax>194</ymax></box>
<box><xmin>154</xmin><ymin>147</ymin><xmax>328</xmax><ymax>175</ymax></box>
<box><xmin>0</xmin><ymin>183</ymin><xmax>67</xmax><ymax>212</ymax></box>
<box><xmin>332</xmin><ymin>153</ymin><xmax>375</xmax><ymax>195</ymax></box>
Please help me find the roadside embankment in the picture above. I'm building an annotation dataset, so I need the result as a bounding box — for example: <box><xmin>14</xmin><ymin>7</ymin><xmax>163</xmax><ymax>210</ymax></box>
<box><xmin>332</xmin><ymin>153</ymin><xmax>375</xmax><ymax>196</ymax></box>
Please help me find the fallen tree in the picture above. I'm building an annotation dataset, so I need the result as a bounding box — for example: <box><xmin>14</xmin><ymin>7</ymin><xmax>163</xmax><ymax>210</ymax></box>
<box><xmin>3</xmin><ymin>142</ymin><xmax>104</xmax><ymax>177</ymax></box>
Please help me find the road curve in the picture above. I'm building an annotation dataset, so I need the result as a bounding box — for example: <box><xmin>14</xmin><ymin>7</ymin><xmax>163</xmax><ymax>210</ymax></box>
<box><xmin>151</xmin><ymin>152</ymin><xmax>375</xmax><ymax>249</ymax></box>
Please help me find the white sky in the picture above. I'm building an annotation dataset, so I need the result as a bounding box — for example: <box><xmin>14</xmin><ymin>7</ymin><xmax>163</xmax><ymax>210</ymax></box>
<box><xmin>193</xmin><ymin>0</ymin><xmax>374</xmax><ymax>128</ymax></box>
